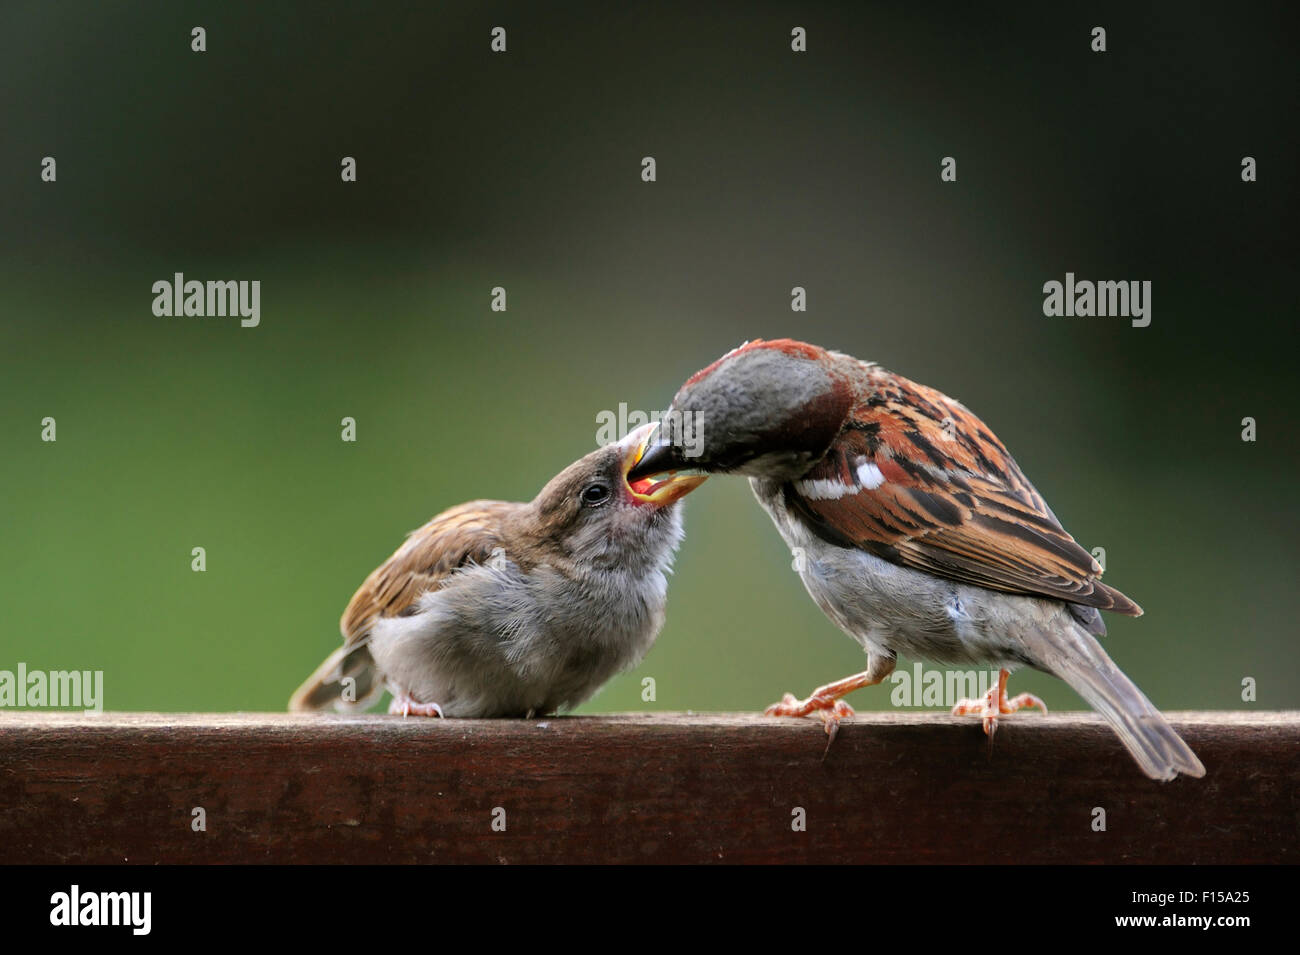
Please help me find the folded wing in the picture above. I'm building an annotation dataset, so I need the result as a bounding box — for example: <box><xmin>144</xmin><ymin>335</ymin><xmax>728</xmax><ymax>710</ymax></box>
<box><xmin>340</xmin><ymin>499</ymin><xmax>522</xmax><ymax>644</ymax></box>
<box><xmin>786</xmin><ymin>376</ymin><xmax>1141</xmax><ymax>615</ymax></box>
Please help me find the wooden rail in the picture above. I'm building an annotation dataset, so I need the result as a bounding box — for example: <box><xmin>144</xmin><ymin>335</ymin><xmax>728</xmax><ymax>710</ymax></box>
<box><xmin>1</xmin><ymin>712</ymin><xmax>1295</xmax><ymax>864</ymax></box>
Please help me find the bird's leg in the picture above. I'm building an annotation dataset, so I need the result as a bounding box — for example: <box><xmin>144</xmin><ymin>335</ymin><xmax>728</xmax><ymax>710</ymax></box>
<box><xmin>764</xmin><ymin>655</ymin><xmax>895</xmax><ymax>743</ymax></box>
<box><xmin>388</xmin><ymin>691</ymin><xmax>445</xmax><ymax>718</ymax></box>
<box><xmin>950</xmin><ymin>668</ymin><xmax>1046</xmax><ymax>736</ymax></box>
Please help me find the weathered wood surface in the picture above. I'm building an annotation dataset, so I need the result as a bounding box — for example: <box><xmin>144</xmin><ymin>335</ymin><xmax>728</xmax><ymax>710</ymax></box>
<box><xmin>1</xmin><ymin>712</ymin><xmax>1295</xmax><ymax>864</ymax></box>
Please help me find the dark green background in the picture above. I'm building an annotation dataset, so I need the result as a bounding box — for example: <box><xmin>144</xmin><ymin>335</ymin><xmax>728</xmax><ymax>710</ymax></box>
<box><xmin>2</xmin><ymin>2</ymin><xmax>1295</xmax><ymax>713</ymax></box>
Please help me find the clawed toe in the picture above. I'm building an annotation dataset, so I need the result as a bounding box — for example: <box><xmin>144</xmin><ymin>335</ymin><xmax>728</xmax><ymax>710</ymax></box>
<box><xmin>951</xmin><ymin>670</ymin><xmax>1047</xmax><ymax>736</ymax></box>
<box><xmin>388</xmin><ymin>693</ymin><xmax>445</xmax><ymax>718</ymax></box>
<box><xmin>764</xmin><ymin>692</ymin><xmax>849</xmax><ymax>720</ymax></box>
<box><xmin>764</xmin><ymin>693</ymin><xmax>855</xmax><ymax>733</ymax></box>
<box><xmin>765</xmin><ymin>691</ymin><xmax>856</xmax><ymax>758</ymax></box>
<box><xmin>760</xmin><ymin>670</ymin><xmax>888</xmax><ymax>756</ymax></box>
<box><xmin>763</xmin><ymin>692</ymin><xmax>801</xmax><ymax>716</ymax></box>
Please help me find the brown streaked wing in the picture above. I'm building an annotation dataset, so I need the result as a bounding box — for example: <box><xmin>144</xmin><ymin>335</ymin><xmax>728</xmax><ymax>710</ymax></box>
<box><xmin>791</xmin><ymin>376</ymin><xmax>1141</xmax><ymax>614</ymax></box>
<box><xmin>340</xmin><ymin>499</ymin><xmax>522</xmax><ymax>644</ymax></box>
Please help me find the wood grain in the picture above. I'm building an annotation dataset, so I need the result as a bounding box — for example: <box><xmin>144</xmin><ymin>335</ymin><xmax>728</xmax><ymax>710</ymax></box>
<box><xmin>1</xmin><ymin>712</ymin><xmax>1296</xmax><ymax>864</ymax></box>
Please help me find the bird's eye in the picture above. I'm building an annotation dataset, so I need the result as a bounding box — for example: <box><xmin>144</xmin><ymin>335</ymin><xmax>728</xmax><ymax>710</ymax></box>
<box><xmin>580</xmin><ymin>483</ymin><xmax>611</xmax><ymax>507</ymax></box>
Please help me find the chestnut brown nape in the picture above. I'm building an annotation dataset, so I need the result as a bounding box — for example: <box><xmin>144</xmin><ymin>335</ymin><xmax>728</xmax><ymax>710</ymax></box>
<box><xmin>667</xmin><ymin>343</ymin><xmax>852</xmax><ymax>478</ymax></box>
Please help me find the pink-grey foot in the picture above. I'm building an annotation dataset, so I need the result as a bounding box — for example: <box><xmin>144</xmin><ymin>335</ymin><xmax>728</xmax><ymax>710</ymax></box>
<box><xmin>951</xmin><ymin>668</ymin><xmax>1047</xmax><ymax>736</ymax></box>
<box><xmin>763</xmin><ymin>669</ymin><xmax>888</xmax><ymax>750</ymax></box>
<box><xmin>389</xmin><ymin>693</ymin><xmax>445</xmax><ymax>718</ymax></box>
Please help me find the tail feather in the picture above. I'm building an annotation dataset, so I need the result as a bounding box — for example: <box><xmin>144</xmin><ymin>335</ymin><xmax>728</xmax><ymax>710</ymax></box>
<box><xmin>289</xmin><ymin>642</ymin><xmax>383</xmax><ymax>712</ymax></box>
<box><xmin>1028</xmin><ymin>622</ymin><xmax>1205</xmax><ymax>781</ymax></box>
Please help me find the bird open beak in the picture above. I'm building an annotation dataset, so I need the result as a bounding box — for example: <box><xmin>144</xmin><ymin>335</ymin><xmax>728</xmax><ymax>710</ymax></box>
<box><xmin>621</xmin><ymin>422</ymin><xmax>707</xmax><ymax>506</ymax></box>
<box><xmin>625</xmin><ymin>420</ymin><xmax>689</xmax><ymax>482</ymax></box>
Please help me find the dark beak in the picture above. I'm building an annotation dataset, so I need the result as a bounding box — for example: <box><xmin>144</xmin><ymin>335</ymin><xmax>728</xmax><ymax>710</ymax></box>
<box><xmin>626</xmin><ymin>427</ymin><xmax>690</xmax><ymax>482</ymax></box>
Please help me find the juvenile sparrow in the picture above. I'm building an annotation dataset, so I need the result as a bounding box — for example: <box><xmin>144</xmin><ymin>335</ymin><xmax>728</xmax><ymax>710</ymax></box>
<box><xmin>290</xmin><ymin>423</ymin><xmax>706</xmax><ymax>718</ymax></box>
<box><xmin>630</xmin><ymin>339</ymin><xmax>1204</xmax><ymax>780</ymax></box>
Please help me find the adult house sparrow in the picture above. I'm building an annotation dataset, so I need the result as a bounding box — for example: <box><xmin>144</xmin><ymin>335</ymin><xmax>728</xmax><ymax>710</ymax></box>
<box><xmin>630</xmin><ymin>339</ymin><xmax>1204</xmax><ymax>780</ymax></box>
<box><xmin>290</xmin><ymin>423</ymin><xmax>706</xmax><ymax>718</ymax></box>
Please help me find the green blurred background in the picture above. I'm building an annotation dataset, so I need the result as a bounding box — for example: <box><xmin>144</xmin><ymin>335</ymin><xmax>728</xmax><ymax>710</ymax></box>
<box><xmin>2</xmin><ymin>2</ymin><xmax>1295</xmax><ymax>714</ymax></box>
